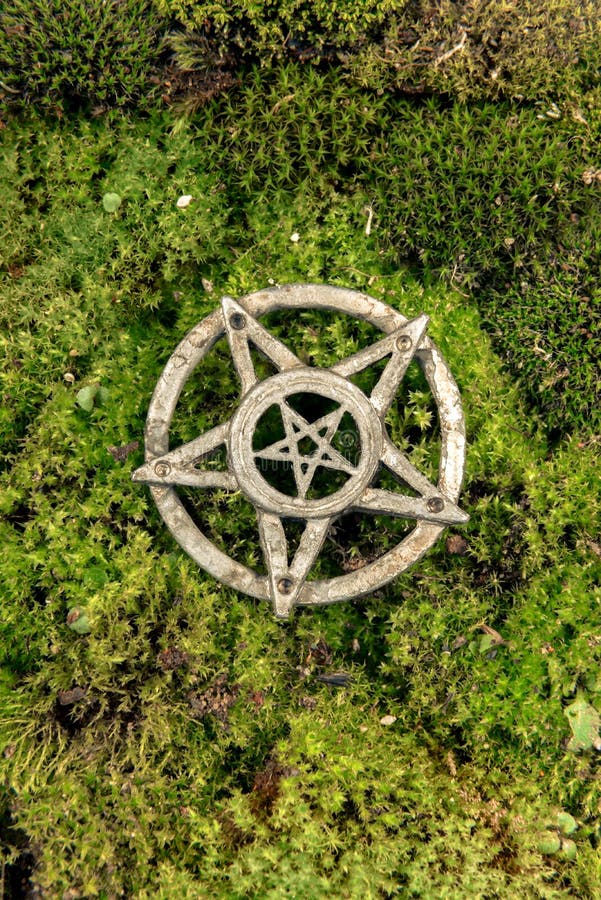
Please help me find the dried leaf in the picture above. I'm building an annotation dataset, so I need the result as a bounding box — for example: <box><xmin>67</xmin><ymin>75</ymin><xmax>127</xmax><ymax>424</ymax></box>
<box><xmin>446</xmin><ymin>534</ymin><xmax>468</xmax><ymax>555</ymax></box>
<box><xmin>157</xmin><ymin>646</ymin><xmax>189</xmax><ymax>671</ymax></box>
<box><xmin>188</xmin><ymin>674</ymin><xmax>239</xmax><ymax>724</ymax></box>
<box><xmin>107</xmin><ymin>440</ymin><xmax>139</xmax><ymax>462</ymax></box>
<box><xmin>58</xmin><ymin>687</ymin><xmax>86</xmax><ymax>706</ymax></box>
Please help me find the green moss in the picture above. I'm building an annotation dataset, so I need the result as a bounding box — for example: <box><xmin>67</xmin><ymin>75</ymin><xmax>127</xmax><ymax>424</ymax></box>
<box><xmin>162</xmin><ymin>0</ymin><xmax>601</xmax><ymax>108</ymax></box>
<box><xmin>1</xmin><ymin>94</ymin><xmax>600</xmax><ymax>895</ymax></box>
<box><xmin>352</xmin><ymin>0</ymin><xmax>601</xmax><ymax>104</ymax></box>
<box><xmin>186</xmin><ymin>64</ymin><xmax>600</xmax><ymax>432</ymax></box>
<box><xmin>157</xmin><ymin>0</ymin><xmax>405</xmax><ymax>61</ymax></box>
<box><xmin>0</xmin><ymin>0</ymin><xmax>168</xmax><ymax>113</ymax></box>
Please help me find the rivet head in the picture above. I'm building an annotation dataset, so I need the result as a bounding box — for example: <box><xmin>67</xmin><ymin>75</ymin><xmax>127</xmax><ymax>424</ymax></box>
<box><xmin>277</xmin><ymin>577</ymin><xmax>294</xmax><ymax>595</ymax></box>
<box><xmin>230</xmin><ymin>312</ymin><xmax>246</xmax><ymax>330</ymax></box>
<box><xmin>154</xmin><ymin>461</ymin><xmax>171</xmax><ymax>478</ymax></box>
<box><xmin>426</xmin><ymin>496</ymin><xmax>444</xmax><ymax>513</ymax></box>
<box><xmin>396</xmin><ymin>334</ymin><xmax>413</xmax><ymax>352</ymax></box>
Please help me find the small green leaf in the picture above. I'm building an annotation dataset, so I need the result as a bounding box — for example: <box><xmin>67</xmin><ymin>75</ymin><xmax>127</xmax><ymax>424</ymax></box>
<box><xmin>538</xmin><ymin>833</ymin><xmax>561</xmax><ymax>855</ymax></box>
<box><xmin>585</xmin><ymin>672</ymin><xmax>601</xmax><ymax>694</ymax></box>
<box><xmin>557</xmin><ymin>812</ymin><xmax>578</xmax><ymax>835</ymax></box>
<box><xmin>97</xmin><ymin>385</ymin><xmax>110</xmax><ymax>405</ymax></box>
<box><xmin>67</xmin><ymin>607</ymin><xmax>91</xmax><ymax>635</ymax></box>
<box><xmin>83</xmin><ymin>566</ymin><xmax>109</xmax><ymax>589</ymax></box>
<box><xmin>102</xmin><ymin>192</ymin><xmax>122</xmax><ymax>212</ymax></box>
<box><xmin>479</xmin><ymin>633</ymin><xmax>494</xmax><ymax>654</ymax></box>
<box><xmin>76</xmin><ymin>384</ymin><xmax>99</xmax><ymax>411</ymax></box>
<box><xmin>564</xmin><ymin>697</ymin><xmax>601</xmax><ymax>752</ymax></box>
<box><xmin>560</xmin><ymin>839</ymin><xmax>577</xmax><ymax>861</ymax></box>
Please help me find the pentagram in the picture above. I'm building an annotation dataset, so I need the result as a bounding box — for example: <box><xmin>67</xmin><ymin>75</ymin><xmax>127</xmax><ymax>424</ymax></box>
<box><xmin>133</xmin><ymin>285</ymin><xmax>469</xmax><ymax>619</ymax></box>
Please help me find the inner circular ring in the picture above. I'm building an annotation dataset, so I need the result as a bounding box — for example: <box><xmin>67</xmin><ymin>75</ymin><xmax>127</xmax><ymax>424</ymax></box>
<box><xmin>229</xmin><ymin>368</ymin><xmax>383</xmax><ymax>519</ymax></box>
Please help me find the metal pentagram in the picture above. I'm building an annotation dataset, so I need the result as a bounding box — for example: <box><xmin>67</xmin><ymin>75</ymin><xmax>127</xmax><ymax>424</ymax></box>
<box><xmin>133</xmin><ymin>284</ymin><xmax>468</xmax><ymax>618</ymax></box>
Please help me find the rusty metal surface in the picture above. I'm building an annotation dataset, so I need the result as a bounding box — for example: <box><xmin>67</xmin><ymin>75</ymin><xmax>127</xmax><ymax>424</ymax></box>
<box><xmin>133</xmin><ymin>284</ymin><xmax>468</xmax><ymax>618</ymax></box>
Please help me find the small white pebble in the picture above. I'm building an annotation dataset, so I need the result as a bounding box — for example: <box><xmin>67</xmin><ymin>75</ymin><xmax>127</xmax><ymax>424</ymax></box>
<box><xmin>359</xmin><ymin>725</ymin><xmax>368</xmax><ymax>733</ymax></box>
<box><xmin>290</xmin><ymin>232</ymin><xmax>300</xmax><ymax>243</ymax></box>
<box><xmin>63</xmin><ymin>372</ymin><xmax>75</xmax><ymax>384</ymax></box>
<box><xmin>380</xmin><ymin>715</ymin><xmax>397</xmax><ymax>726</ymax></box>
<box><xmin>177</xmin><ymin>195</ymin><xmax>193</xmax><ymax>209</ymax></box>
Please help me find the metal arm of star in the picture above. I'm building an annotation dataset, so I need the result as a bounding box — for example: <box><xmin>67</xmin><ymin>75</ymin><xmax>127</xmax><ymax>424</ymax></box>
<box><xmin>133</xmin><ymin>296</ymin><xmax>469</xmax><ymax>618</ymax></box>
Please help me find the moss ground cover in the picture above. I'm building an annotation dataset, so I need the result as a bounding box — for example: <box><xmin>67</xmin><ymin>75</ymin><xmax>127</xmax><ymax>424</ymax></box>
<box><xmin>0</xmin><ymin>104</ymin><xmax>600</xmax><ymax>896</ymax></box>
<box><xmin>0</xmin><ymin>0</ymin><xmax>168</xmax><ymax>114</ymax></box>
<box><xmin>154</xmin><ymin>1</ymin><xmax>601</xmax><ymax>106</ymax></box>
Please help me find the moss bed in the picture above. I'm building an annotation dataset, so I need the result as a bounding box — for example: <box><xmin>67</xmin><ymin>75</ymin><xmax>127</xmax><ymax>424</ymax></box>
<box><xmin>1</xmin><ymin>3</ymin><xmax>601</xmax><ymax>896</ymax></box>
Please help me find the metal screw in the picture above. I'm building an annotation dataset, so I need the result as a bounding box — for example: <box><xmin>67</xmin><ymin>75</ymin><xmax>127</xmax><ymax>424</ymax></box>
<box><xmin>230</xmin><ymin>312</ymin><xmax>246</xmax><ymax>330</ymax></box>
<box><xmin>426</xmin><ymin>496</ymin><xmax>444</xmax><ymax>513</ymax></box>
<box><xmin>396</xmin><ymin>334</ymin><xmax>413</xmax><ymax>352</ymax></box>
<box><xmin>277</xmin><ymin>577</ymin><xmax>294</xmax><ymax>595</ymax></box>
<box><xmin>154</xmin><ymin>461</ymin><xmax>171</xmax><ymax>478</ymax></box>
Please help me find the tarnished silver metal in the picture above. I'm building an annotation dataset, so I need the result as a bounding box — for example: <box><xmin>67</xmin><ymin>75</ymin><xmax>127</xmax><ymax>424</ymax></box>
<box><xmin>133</xmin><ymin>284</ymin><xmax>469</xmax><ymax>619</ymax></box>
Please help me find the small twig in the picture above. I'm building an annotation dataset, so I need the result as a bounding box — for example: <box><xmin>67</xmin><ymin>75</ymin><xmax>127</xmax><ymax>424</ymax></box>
<box><xmin>316</xmin><ymin>672</ymin><xmax>352</xmax><ymax>687</ymax></box>
<box><xmin>0</xmin><ymin>80</ymin><xmax>20</xmax><ymax>94</ymax></box>
<box><xmin>435</xmin><ymin>28</ymin><xmax>467</xmax><ymax>67</ymax></box>
<box><xmin>577</xmin><ymin>434</ymin><xmax>601</xmax><ymax>448</ymax></box>
<box><xmin>449</xmin><ymin>263</ymin><xmax>470</xmax><ymax>298</ymax></box>
<box><xmin>271</xmin><ymin>93</ymin><xmax>295</xmax><ymax>115</ymax></box>
<box><xmin>335</xmin><ymin>265</ymin><xmax>395</xmax><ymax>280</ymax></box>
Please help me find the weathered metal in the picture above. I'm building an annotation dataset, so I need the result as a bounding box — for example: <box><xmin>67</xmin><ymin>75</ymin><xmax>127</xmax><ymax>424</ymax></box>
<box><xmin>132</xmin><ymin>284</ymin><xmax>468</xmax><ymax>618</ymax></box>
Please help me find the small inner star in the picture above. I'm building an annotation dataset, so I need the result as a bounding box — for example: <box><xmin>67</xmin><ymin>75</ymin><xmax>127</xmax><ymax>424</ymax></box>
<box><xmin>254</xmin><ymin>400</ymin><xmax>357</xmax><ymax>499</ymax></box>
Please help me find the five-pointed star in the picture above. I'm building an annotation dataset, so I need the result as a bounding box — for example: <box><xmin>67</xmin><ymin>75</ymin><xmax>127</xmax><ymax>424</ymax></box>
<box><xmin>133</xmin><ymin>296</ymin><xmax>469</xmax><ymax>618</ymax></box>
<box><xmin>254</xmin><ymin>401</ymin><xmax>356</xmax><ymax>499</ymax></box>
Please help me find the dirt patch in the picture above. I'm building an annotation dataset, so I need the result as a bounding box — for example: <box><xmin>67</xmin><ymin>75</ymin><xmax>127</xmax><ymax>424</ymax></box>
<box><xmin>157</xmin><ymin>646</ymin><xmax>189</xmax><ymax>672</ymax></box>
<box><xmin>57</xmin><ymin>687</ymin><xmax>86</xmax><ymax>706</ymax></box>
<box><xmin>188</xmin><ymin>673</ymin><xmax>239</xmax><ymax>725</ymax></box>
<box><xmin>250</xmin><ymin>759</ymin><xmax>300</xmax><ymax>818</ymax></box>
<box><xmin>107</xmin><ymin>441</ymin><xmax>139</xmax><ymax>463</ymax></box>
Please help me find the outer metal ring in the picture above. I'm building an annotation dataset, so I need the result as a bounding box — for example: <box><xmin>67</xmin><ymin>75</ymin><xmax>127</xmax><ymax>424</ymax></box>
<box><xmin>143</xmin><ymin>284</ymin><xmax>466</xmax><ymax>608</ymax></box>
